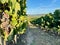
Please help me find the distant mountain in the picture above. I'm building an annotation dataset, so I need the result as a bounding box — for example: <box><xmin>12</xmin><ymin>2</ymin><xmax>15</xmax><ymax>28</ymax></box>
<box><xmin>27</xmin><ymin>14</ymin><xmax>46</xmax><ymax>17</ymax></box>
<box><xmin>27</xmin><ymin>14</ymin><xmax>45</xmax><ymax>16</ymax></box>
<box><xmin>27</xmin><ymin>14</ymin><xmax>46</xmax><ymax>19</ymax></box>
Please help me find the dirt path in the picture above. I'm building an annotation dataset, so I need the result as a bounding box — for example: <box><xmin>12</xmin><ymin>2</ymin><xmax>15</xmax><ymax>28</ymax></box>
<box><xmin>26</xmin><ymin>22</ymin><xmax>60</xmax><ymax>45</ymax></box>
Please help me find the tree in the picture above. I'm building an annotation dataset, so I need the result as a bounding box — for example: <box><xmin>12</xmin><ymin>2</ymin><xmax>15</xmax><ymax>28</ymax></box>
<box><xmin>54</xmin><ymin>9</ymin><xmax>60</xmax><ymax>25</ymax></box>
<box><xmin>54</xmin><ymin>9</ymin><xmax>60</xmax><ymax>18</ymax></box>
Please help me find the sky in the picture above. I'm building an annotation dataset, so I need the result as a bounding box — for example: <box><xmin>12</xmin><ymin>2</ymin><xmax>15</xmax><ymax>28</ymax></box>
<box><xmin>27</xmin><ymin>0</ymin><xmax>60</xmax><ymax>14</ymax></box>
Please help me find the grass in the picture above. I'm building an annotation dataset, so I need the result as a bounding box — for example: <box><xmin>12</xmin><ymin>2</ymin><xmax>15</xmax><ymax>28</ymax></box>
<box><xmin>27</xmin><ymin>14</ymin><xmax>45</xmax><ymax>22</ymax></box>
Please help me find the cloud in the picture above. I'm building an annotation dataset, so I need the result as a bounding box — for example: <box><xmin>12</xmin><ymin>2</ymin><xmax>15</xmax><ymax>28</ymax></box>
<box><xmin>27</xmin><ymin>5</ymin><xmax>60</xmax><ymax>14</ymax></box>
<box><xmin>27</xmin><ymin>7</ymin><xmax>54</xmax><ymax>14</ymax></box>
<box><xmin>27</xmin><ymin>0</ymin><xmax>59</xmax><ymax>14</ymax></box>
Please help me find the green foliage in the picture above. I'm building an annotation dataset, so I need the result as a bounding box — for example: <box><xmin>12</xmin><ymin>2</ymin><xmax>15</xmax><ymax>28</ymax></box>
<box><xmin>0</xmin><ymin>0</ymin><xmax>27</xmax><ymax>41</ymax></box>
<box><xmin>54</xmin><ymin>9</ymin><xmax>60</xmax><ymax>18</ymax></box>
<box><xmin>31</xmin><ymin>9</ymin><xmax>60</xmax><ymax>35</ymax></box>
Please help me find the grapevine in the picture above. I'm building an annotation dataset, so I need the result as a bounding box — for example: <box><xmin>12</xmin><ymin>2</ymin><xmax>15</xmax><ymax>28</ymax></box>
<box><xmin>0</xmin><ymin>0</ymin><xmax>27</xmax><ymax>42</ymax></box>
